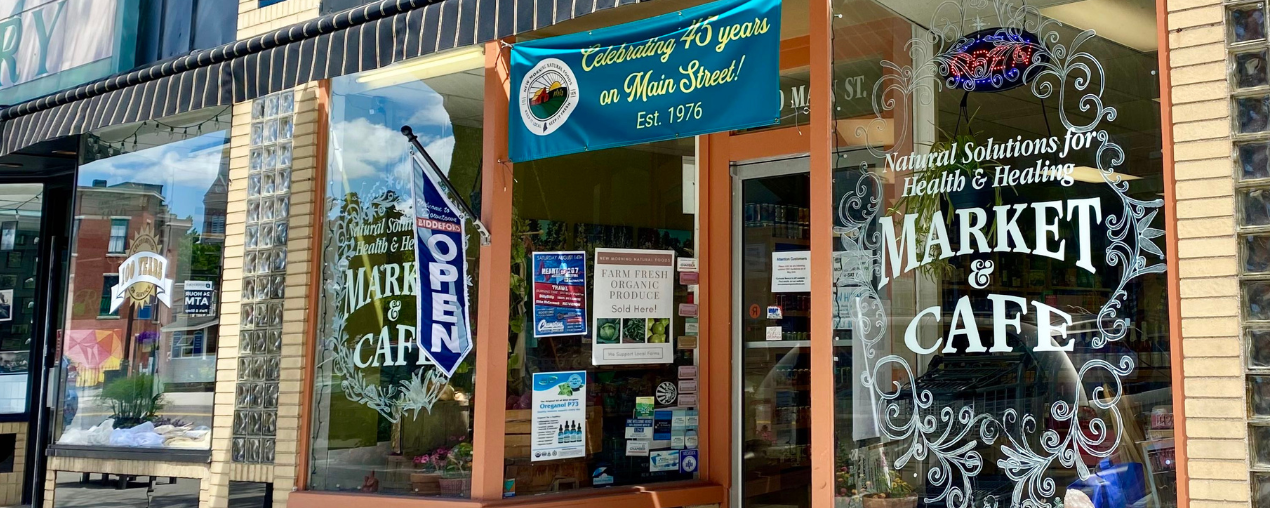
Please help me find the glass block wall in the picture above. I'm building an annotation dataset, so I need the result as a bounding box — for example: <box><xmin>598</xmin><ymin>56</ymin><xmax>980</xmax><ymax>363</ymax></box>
<box><xmin>232</xmin><ymin>90</ymin><xmax>295</xmax><ymax>464</ymax></box>
<box><xmin>1231</xmin><ymin>0</ymin><xmax>1270</xmax><ymax>502</ymax></box>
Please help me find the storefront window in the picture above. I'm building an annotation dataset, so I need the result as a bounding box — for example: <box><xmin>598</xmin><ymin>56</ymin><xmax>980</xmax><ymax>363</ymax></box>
<box><xmin>0</xmin><ymin>184</ymin><xmax>44</xmax><ymax>415</ymax></box>
<box><xmin>504</xmin><ymin>137</ymin><xmax>698</xmax><ymax>496</ymax></box>
<box><xmin>309</xmin><ymin>48</ymin><xmax>484</xmax><ymax>496</ymax></box>
<box><xmin>825</xmin><ymin>1</ymin><xmax>1175</xmax><ymax>508</ymax></box>
<box><xmin>54</xmin><ymin>108</ymin><xmax>231</xmax><ymax>450</ymax></box>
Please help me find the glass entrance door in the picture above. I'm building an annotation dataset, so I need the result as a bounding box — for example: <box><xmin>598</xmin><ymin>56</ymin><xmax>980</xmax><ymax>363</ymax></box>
<box><xmin>0</xmin><ymin>184</ymin><xmax>44</xmax><ymax>415</ymax></box>
<box><xmin>734</xmin><ymin>157</ymin><xmax>811</xmax><ymax>508</ymax></box>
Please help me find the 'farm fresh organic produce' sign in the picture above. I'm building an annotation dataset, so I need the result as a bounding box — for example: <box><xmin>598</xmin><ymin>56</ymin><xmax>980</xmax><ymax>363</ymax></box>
<box><xmin>593</xmin><ymin>249</ymin><xmax>675</xmax><ymax>365</ymax></box>
<box><xmin>509</xmin><ymin>0</ymin><xmax>781</xmax><ymax>162</ymax></box>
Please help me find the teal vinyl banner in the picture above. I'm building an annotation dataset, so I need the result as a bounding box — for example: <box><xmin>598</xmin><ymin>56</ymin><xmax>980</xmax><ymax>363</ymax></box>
<box><xmin>509</xmin><ymin>0</ymin><xmax>782</xmax><ymax>162</ymax></box>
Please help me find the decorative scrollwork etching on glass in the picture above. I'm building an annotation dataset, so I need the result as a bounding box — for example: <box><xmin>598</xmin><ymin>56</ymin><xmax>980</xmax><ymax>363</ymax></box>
<box><xmin>318</xmin><ymin>183</ymin><xmax>451</xmax><ymax>423</ymax></box>
<box><xmin>839</xmin><ymin>0</ymin><xmax>1168</xmax><ymax>506</ymax></box>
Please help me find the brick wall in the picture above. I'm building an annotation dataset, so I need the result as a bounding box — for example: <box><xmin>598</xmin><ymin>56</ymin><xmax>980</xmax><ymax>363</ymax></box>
<box><xmin>205</xmin><ymin>83</ymin><xmax>320</xmax><ymax>508</ymax></box>
<box><xmin>1168</xmin><ymin>0</ymin><xmax>1251</xmax><ymax>505</ymax></box>
<box><xmin>204</xmin><ymin>98</ymin><xmax>253</xmax><ymax>508</ymax></box>
<box><xmin>184</xmin><ymin>3</ymin><xmax>329</xmax><ymax>508</ymax></box>
<box><xmin>0</xmin><ymin>421</ymin><xmax>27</xmax><ymax>507</ymax></box>
<box><xmin>238</xmin><ymin>0</ymin><xmax>322</xmax><ymax>40</ymax></box>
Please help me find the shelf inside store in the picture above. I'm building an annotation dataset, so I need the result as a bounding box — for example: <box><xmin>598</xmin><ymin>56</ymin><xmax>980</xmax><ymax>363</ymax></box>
<box><xmin>744</xmin><ymin>225</ymin><xmax>810</xmax><ymax>246</ymax></box>
<box><xmin>744</xmin><ymin>339</ymin><xmax>854</xmax><ymax>349</ymax></box>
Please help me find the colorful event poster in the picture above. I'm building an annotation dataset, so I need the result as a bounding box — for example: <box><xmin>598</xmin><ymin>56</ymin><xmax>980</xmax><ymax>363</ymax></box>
<box><xmin>531</xmin><ymin>371</ymin><xmax>587</xmax><ymax>462</ymax></box>
<box><xmin>531</xmin><ymin>251</ymin><xmax>588</xmax><ymax>337</ymax></box>
<box><xmin>592</xmin><ymin>248</ymin><xmax>675</xmax><ymax>365</ymax></box>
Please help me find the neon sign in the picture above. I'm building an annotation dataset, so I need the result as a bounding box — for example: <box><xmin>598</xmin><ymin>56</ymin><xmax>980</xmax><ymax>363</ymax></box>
<box><xmin>941</xmin><ymin>28</ymin><xmax>1045</xmax><ymax>92</ymax></box>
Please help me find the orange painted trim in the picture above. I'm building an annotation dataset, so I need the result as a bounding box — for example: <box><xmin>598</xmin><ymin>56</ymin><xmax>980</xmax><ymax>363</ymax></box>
<box><xmin>728</xmin><ymin>126</ymin><xmax>810</xmax><ymax>162</ymax></box>
<box><xmin>699</xmin><ymin>132</ymin><xmax>734</xmax><ymax>504</ymax></box>
<box><xmin>1155</xmin><ymin>1</ymin><xmax>1188</xmax><ymax>507</ymax></box>
<box><xmin>808</xmin><ymin>0</ymin><xmax>834</xmax><ymax>505</ymax></box>
<box><xmin>286</xmin><ymin>482</ymin><xmax>725</xmax><ymax>508</ymax></box>
<box><xmin>781</xmin><ymin>35</ymin><xmax>811</xmax><ymax>70</ymax></box>
<box><xmin>470</xmin><ymin>39</ymin><xmax>515</xmax><ymax>501</ymax></box>
<box><xmin>296</xmin><ymin>79</ymin><xmax>333</xmax><ymax>491</ymax></box>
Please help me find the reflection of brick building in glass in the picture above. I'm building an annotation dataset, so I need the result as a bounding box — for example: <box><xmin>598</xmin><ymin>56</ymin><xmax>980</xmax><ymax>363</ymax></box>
<box><xmin>65</xmin><ymin>178</ymin><xmax>221</xmax><ymax>392</ymax></box>
<box><xmin>201</xmin><ymin>166</ymin><xmax>229</xmax><ymax>245</ymax></box>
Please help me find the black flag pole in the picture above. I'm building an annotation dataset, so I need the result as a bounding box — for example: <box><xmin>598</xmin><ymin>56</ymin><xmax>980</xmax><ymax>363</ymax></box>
<box><xmin>401</xmin><ymin>125</ymin><xmax>492</xmax><ymax>245</ymax></box>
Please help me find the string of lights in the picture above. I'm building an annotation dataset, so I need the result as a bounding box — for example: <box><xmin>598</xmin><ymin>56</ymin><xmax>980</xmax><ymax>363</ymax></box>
<box><xmin>85</xmin><ymin>106</ymin><xmax>232</xmax><ymax>159</ymax></box>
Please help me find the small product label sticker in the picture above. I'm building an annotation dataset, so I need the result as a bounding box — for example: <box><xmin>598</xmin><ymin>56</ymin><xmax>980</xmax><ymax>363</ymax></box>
<box><xmin>593</xmin><ymin>467</ymin><xmax>614</xmax><ymax>486</ymax></box>
<box><xmin>679</xmin><ymin>271</ymin><xmax>699</xmax><ymax>285</ymax></box>
<box><xmin>650</xmin><ymin>450</ymin><xmax>681</xmax><ymax>472</ymax></box>
<box><xmin>677</xmin><ymin>336</ymin><xmax>698</xmax><ymax>349</ymax></box>
<box><xmin>653</xmin><ymin>410</ymin><xmax>674</xmax><ymax>440</ymax></box>
<box><xmin>634</xmin><ymin>397</ymin><xmax>655</xmax><ymax>418</ymax></box>
<box><xmin>680</xmin><ymin>450</ymin><xmax>699</xmax><ymax>473</ymax></box>
<box><xmin>678</xmin><ymin>303</ymin><xmax>698</xmax><ymax>317</ymax></box>
<box><xmin>767</xmin><ymin>305</ymin><xmax>782</xmax><ymax>319</ymax></box>
<box><xmin>766</xmin><ymin>326</ymin><xmax>782</xmax><ymax>341</ymax></box>
<box><xmin>626</xmin><ymin>440</ymin><xmax>651</xmax><ymax>456</ymax></box>
<box><xmin>656</xmin><ymin>382</ymin><xmax>678</xmax><ymax>405</ymax></box>
<box><xmin>679</xmin><ymin>379</ymin><xmax>698</xmax><ymax>393</ymax></box>
<box><xmin>678</xmin><ymin>366</ymin><xmax>697</xmax><ymax>379</ymax></box>
<box><xmin>676</xmin><ymin>258</ymin><xmax>698</xmax><ymax>272</ymax></box>
<box><xmin>685</xmin><ymin>320</ymin><xmax>699</xmax><ymax>336</ymax></box>
<box><xmin>678</xmin><ymin>393</ymin><xmax>698</xmax><ymax>408</ymax></box>
<box><xmin>626</xmin><ymin>418</ymin><xmax>653</xmax><ymax>439</ymax></box>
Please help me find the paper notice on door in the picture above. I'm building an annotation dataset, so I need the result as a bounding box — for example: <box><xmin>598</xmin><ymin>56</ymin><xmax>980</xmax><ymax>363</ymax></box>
<box><xmin>771</xmin><ymin>251</ymin><xmax>811</xmax><ymax>292</ymax></box>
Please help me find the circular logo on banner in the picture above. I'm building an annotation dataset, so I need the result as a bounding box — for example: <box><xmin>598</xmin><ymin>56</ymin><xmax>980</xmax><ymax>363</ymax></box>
<box><xmin>519</xmin><ymin>58</ymin><xmax>579</xmax><ymax>136</ymax></box>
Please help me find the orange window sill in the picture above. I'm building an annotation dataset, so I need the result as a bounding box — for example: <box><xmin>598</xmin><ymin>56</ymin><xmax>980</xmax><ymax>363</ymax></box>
<box><xmin>287</xmin><ymin>482</ymin><xmax>725</xmax><ymax>508</ymax></box>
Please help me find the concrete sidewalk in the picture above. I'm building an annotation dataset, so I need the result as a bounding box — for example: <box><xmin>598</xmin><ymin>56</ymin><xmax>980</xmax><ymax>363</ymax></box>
<box><xmin>48</xmin><ymin>472</ymin><xmax>199</xmax><ymax>507</ymax></box>
<box><xmin>0</xmin><ymin>473</ymin><xmax>268</xmax><ymax>508</ymax></box>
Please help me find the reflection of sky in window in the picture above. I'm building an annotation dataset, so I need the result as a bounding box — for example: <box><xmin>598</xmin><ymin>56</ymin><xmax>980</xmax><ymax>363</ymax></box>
<box><xmin>328</xmin><ymin>76</ymin><xmax>456</xmax><ymax>206</ymax></box>
<box><xmin>77</xmin><ymin>131</ymin><xmax>230</xmax><ymax>231</ymax></box>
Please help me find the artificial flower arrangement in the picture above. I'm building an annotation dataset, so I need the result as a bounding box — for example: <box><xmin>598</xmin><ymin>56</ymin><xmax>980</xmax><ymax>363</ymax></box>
<box><xmin>861</xmin><ymin>471</ymin><xmax>917</xmax><ymax>508</ymax></box>
<box><xmin>411</xmin><ymin>435</ymin><xmax>473</xmax><ymax>496</ymax></box>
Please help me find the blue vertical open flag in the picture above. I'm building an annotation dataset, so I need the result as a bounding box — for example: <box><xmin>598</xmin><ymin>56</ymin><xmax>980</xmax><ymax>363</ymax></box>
<box><xmin>411</xmin><ymin>151</ymin><xmax>474</xmax><ymax>378</ymax></box>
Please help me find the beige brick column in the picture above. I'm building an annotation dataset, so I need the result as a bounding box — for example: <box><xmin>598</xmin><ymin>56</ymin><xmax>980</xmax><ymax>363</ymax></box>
<box><xmin>1167</xmin><ymin>0</ymin><xmax>1250</xmax><ymax>505</ymax></box>
<box><xmin>208</xmin><ymin>89</ymin><xmax>322</xmax><ymax>508</ymax></box>
<box><xmin>204</xmin><ymin>99</ymin><xmax>253</xmax><ymax>508</ymax></box>
<box><xmin>270</xmin><ymin>82</ymin><xmax>321</xmax><ymax>508</ymax></box>
<box><xmin>196</xmin><ymin>3</ymin><xmax>327</xmax><ymax>508</ymax></box>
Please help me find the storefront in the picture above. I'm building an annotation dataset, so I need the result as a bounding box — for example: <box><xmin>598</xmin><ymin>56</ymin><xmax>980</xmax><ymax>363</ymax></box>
<box><xmin>0</xmin><ymin>0</ymin><xmax>1231</xmax><ymax>506</ymax></box>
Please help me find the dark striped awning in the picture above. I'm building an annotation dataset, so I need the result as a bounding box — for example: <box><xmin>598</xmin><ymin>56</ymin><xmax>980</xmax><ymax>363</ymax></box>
<box><xmin>0</xmin><ymin>0</ymin><xmax>637</xmax><ymax>156</ymax></box>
